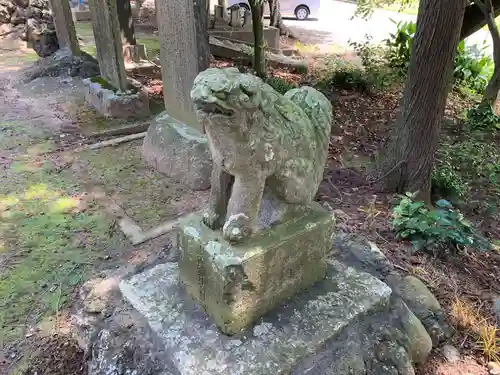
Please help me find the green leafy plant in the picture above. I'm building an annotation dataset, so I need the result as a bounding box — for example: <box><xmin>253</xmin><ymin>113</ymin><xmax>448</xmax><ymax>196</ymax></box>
<box><xmin>392</xmin><ymin>192</ymin><xmax>490</xmax><ymax>254</ymax></box>
<box><xmin>467</xmin><ymin>101</ymin><xmax>500</xmax><ymax>131</ymax></box>
<box><xmin>384</xmin><ymin>20</ymin><xmax>493</xmax><ymax>93</ymax></box>
<box><xmin>454</xmin><ymin>40</ymin><xmax>493</xmax><ymax>93</ymax></box>
<box><xmin>265</xmin><ymin>76</ymin><xmax>298</xmax><ymax>94</ymax></box>
<box><xmin>384</xmin><ymin>19</ymin><xmax>416</xmax><ymax>74</ymax></box>
<box><xmin>432</xmin><ymin>163</ymin><xmax>469</xmax><ymax>200</ymax></box>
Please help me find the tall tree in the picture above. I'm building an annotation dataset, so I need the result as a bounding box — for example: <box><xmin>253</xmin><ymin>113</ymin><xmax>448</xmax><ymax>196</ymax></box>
<box><xmin>249</xmin><ymin>0</ymin><xmax>266</xmax><ymax>77</ymax></box>
<box><xmin>373</xmin><ymin>0</ymin><xmax>468</xmax><ymax>202</ymax></box>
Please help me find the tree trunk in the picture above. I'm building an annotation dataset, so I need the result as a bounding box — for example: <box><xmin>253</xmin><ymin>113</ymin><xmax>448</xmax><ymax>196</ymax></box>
<box><xmin>193</xmin><ymin>0</ymin><xmax>211</xmax><ymax>73</ymax></box>
<box><xmin>267</xmin><ymin>0</ymin><xmax>296</xmax><ymax>38</ymax></box>
<box><xmin>249</xmin><ymin>0</ymin><xmax>266</xmax><ymax>77</ymax></box>
<box><xmin>476</xmin><ymin>0</ymin><xmax>500</xmax><ymax>103</ymax></box>
<box><xmin>373</xmin><ymin>0</ymin><xmax>467</xmax><ymax>202</ymax></box>
<box><xmin>460</xmin><ymin>0</ymin><xmax>500</xmax><ymax>40</ymax></box>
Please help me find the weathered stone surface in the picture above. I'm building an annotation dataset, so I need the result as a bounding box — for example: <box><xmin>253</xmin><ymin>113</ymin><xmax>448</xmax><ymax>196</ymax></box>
<box><xmin>191</xmin><ymin>67</ymin><xmax>332</xmax><ymax>243</ymax></box>
<box><xmin>155</xmin><ymin>0</ymin><xmax>209</xmax><ymax>131</ymax></box>
<box><xmin>442</xmin><ymin>344</ymin><xmax>460</xmax><ymax>363</ymax></box>
<box><xmin>20</xmin><ymin>49</ymin><xmax>99</xmax><ymax>82</ymax></box>
<box><xmin>210</xmin><ymin>26</ymin><xmax>280</xmax><ymax>49</ymax></box>
<box><xmin>83</xmin><ymin>77</ymin><xmax>151</xmax><ymax>118</ymax></box>
<box><xmin>119</xmin><ymin>260</ymin><xmax>429</xmax><ymax>375</ymax></box>
<box><xmin>48</xmin><ymin>0</ymin><xmax>79</xmax><ymax>56</ymax></box>
<box><xmin>142</xmin><ymin>112</ymin><xmax>212</xmax><ymax>190</ymax></box>
<box><xmin>25</xmin><ymin>14</ymin><xmax>58</xmax><ymax>57</ymax></box>
<box><xmin>334</xmin><ymin>233</ymin><xmax>394</xmax><ymax>280</ymax></box>
<box><xmin>123</xmin><ymin>43</ymin><xmax>147</xmax><ymax>63</ymax></box>
<box><xmin>88</xmin><ymin>0</ymin><xmax>128</xmax><ymax>91</ymax></box>
<box><xmin>386</xmin><ymin>274</ymin><xmax>453</xmax><ymax>346</ymax></box>
<box><xmin>177</xmin><ymin>204</ymin><xmax>334</xmax><ymax>334</ymax></box>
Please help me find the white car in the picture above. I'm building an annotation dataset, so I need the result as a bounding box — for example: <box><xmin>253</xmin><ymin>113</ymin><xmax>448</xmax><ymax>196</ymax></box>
<box><xmin>227</xmin><ymin>0</ymin><xmax>319</xmax><ymax>20</ymax></box>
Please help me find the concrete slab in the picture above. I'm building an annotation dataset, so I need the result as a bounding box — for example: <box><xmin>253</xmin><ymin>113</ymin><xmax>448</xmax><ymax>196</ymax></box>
<box><xmin>119</xmin><ymin>260</ymin><xmax>392</xmax><ymax>375</ymax></box>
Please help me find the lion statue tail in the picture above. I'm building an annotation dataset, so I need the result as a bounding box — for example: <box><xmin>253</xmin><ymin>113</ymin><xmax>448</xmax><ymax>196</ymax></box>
<box><xmin>284</xmin><ymin>86</ymin><xmax>333</xmax><ymax>165</ymax></box>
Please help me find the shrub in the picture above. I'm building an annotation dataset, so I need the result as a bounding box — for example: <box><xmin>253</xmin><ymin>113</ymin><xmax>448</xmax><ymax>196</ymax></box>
<box><xmin>433</xmin><ymin>137</ymin><xmax>500</xmax><ymax>200</ymax></box>
<box><xmin>384</xmin><ymin>20</ymin><xmax>493</xmax><ymax>93</ymax></box>
<box><xmin>467</xmin><ymin>101</ymin><xmax>500</xmax><ymax>131</ymax></box>
<box><xmin>384</xmin><ymin>19</ymin><xmax>416</xmax><ymax>74</ymax></box>
<box><xmin>392</xmin><ymin>192</ymin><xmax>490</xmax><ymax>254</ymax></box>
<box><xmin>315</xmin><ymin>40</ymin><xmax>397</xmax><ymax>93</ymax></box>
<box><xmin>265</xmin><ymin>76</ymin><xmax>298</xmax><ymax>95</ymax></box>
<box><xmin>454</xmin><ymin>40</ymin><xmax>493</xmax><ymax>93</ymax></box>
<box><xmin>315</xmin><ymin>57</ymin><xmax>370</xmax><ymax>92</ymax></box>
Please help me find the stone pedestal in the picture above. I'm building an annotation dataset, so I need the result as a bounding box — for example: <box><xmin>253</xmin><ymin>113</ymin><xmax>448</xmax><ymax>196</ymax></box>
<box><xmin>83</xmin><ymin>77</ymin><xmax>150</xmax><ymax>118</ymax></box>
<box><xmin>123</xmin><ymin>43</ymin><xmax>147</xmax><ymax>62</ymax></box>
<box><xmin>49</xmin><ymin>0</ymin><xmax>81</xmax><ymax>56</ymax></box>
<box><xmin>155</xmin><ymin>0</ymin><xmax>209</xmax><ymax>132</ymax></box>
<box><xmin>119</xmin><ymin>260</ymin><xmax>430</xmax><ymax>375</ymax></box>
<box><xmin>229</xmin><ymin>5</ymin><xmax>242</xmax><ymax>28</ymax></box>
<box><xmin>88</xmin><ymin>0</ymin><xmax>128</xmax><ymax>91</ymax></box>
<box><xmin>213</xmin><ymin>4</ymin><xmax>228</xmax><ymax>27</ymax></box>
<box><xmin>142</xmin><ymin>112</ymin><xmax>212</xmax><ymax>190</ymax></box>
<box><xmin>177</xmin><ymin>204</ymin><xmax>334</xmax><ymax>335</ymax></box>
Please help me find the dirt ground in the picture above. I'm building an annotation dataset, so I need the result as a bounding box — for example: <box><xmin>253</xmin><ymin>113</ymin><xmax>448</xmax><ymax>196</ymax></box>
<box><xmin>1</xmin><ymin>22</ymin><xmax>499</xmax><ymax>375</ymax></box>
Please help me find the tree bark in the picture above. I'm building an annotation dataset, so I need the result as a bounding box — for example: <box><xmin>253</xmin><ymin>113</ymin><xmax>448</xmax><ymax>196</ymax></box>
<box><xmin>249</xmin><ymin>0</ymin><xmax>266</xmax><ymax>77</ymax></box>
<box><xmin>373</xmin><ymin>0</ymin><xmax>467</xmax><ymax>202</ymax></box>
<box><xmin>475</xmin><ymin>0</ymin><xmax>500</xmax><ymax>103</ymax></box>
<box><xmin>460</xmin><ymin>0</ymin><xmax>500</xmax><ymax>40</ymax></box>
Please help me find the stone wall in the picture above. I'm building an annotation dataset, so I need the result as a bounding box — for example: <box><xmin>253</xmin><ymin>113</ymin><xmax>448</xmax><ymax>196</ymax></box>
<box><xmin>0</xmin><ymin>0</ymin><xmax>58</xmax><ymax>57</ymax></box>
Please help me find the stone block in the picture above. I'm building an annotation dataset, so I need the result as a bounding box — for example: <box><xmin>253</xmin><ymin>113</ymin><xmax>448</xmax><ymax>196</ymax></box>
<box><xmin>88</xmin><ymin>0</ymin><xmax>128</xmax><ymax>91</ymax></box>
<box><xmin>177</xmin><ymin>203</ymin><xmax>334</xmax><ymax>335</ymax></box>
<box><xmin>119</xmin><ymin>260</ymin><xmax>426</xmax><ymax>374</ymax></box>
<box><xmin>123</xmin><ymin>43</ymin><xmax>147</xmax><ymax>63</ymax></box>
<box><xmin>210</xmin><ymin>26</ymin><xmax>280</xmax><ymax>49</ymax></box>
<box><xmin>83</xmin><ymin>77</ymin><xmax>151</xmax><ymax>118</ymax></box>
<box><xmin>142</xmin><ymin>112</ymin><xmax>212</xmax><ymax>190</ymax></box>
<box><xmin>71</xmin><ymin>8</ymin><xmax>92</xmax><ymax>21</ymax></box>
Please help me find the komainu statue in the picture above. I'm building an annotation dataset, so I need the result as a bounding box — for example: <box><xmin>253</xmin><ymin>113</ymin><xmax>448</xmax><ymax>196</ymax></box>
<box><xmin>191</xmin><ymin>67</ymin><xmax>332</xmax><ymax>243</ymax></box>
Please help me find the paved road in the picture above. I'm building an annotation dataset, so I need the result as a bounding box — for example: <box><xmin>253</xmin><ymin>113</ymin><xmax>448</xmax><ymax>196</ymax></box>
<box><xmin>284</xmin><ymin>0</ymin><xmax>493</xmax><ymax>55</ymax></box>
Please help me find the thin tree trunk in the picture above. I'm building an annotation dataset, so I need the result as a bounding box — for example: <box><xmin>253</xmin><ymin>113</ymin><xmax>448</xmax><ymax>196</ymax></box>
<box><xmin>475</xmin><ymin>0</ymin><xmax>500</xmax><ymax>103</ymax></box>
<box><xmin>373</xmin><ymin>0</ymin><xmax>467</xmax><ymax>202</ymax></box>
<box><xmin>249</xmin><ymin>0</ymin><xmax>265</xmax><ymax>77</ymax></box>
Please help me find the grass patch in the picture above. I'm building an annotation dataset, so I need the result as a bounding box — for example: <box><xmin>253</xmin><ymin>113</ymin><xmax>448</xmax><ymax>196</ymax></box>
<box><xmin>450</xmin><ymin>297</ymin><xmax>500</xmax><ymax>362</ymax></box>
<box><xmin>0</xmin><ymin>120</ymin><xmax>124</xmax><ymax>345</ymax></box>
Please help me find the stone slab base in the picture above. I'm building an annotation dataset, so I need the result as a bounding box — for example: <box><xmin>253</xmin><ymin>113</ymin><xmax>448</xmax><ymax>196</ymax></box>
<box><xmin>210</xmin><ymin>26</ymin><xmax>280</xmax><ymax>49</ymax></box>
<box><xmin>83</xmin><ymin>77</ymin><xmax>151</xmax><ymax>118</ymax></box>
<box><xmin>123</xmin><ymin>43</ymin><xmax>148</xmax><ymax>63</ymax></box>
<box><xmin>178</xmin><ymin>205</ymin><xmax>334</xmax><ymax>334</ymax></box>
<box><xmin>119</xmin><ymin>260</ymin><xmax>429</xmax><ymax>375</ymax></box>
<box><xmin>142</xmin><ymin>111</ymin><xmax>212</xmax><ymax>190</ymax></box>
<box><xmin>71</xmin><ymin>9</ymin><xmax>92</xmax><ymax>21</ymax></box>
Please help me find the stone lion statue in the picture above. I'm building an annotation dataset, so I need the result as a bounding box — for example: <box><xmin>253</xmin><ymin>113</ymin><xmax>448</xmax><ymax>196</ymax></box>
<box><xmin>191</xmin><ymin>67</ymin><xmax>332</xmax><ymax>243</ymax></box>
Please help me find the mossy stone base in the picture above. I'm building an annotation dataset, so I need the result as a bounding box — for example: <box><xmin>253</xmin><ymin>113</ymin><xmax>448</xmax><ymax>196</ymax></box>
<box><xmin>177</xmin><ymin>202</ymin><xmax>334</xmax><ymax>335</ymax></box>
